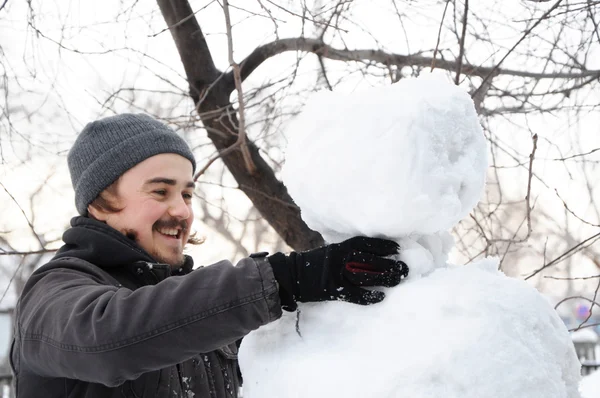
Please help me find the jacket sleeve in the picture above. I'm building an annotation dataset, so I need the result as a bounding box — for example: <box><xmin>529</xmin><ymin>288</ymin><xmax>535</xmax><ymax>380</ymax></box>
<box><xmin>15</xmin><ymin>256</ymin><xmax>282</xmax><ymax>387</ymax></box>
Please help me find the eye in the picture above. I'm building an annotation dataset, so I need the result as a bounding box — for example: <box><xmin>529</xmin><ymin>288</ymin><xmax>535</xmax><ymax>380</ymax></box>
<box><xmin>154</xmin><ymin>189</ymin><xmax>167</xmax><ymax>196</ymax></box>
<box><xmin>183</xmin><ymin>192</ymin><xmax>193</xmax><ymax>200</ymax></box>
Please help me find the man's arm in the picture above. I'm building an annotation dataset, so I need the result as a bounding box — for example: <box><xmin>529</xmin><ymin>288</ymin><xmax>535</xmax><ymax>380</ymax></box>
<box><xmin>15</xmin><ymin>256</ymin><xmax>281</xmax><ymax>387</ymax></box>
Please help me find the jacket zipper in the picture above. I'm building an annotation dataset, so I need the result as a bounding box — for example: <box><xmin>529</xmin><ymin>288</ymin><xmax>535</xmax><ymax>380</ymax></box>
<box><xmin>203</xmin><ymin>354</ymin><xmax>217</xmax><ymax>398</ymax></box>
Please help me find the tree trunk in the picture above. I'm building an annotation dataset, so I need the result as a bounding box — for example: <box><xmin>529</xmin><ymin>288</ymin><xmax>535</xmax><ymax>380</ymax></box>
<box><xmin>157</xmin><ymin>0</ymin><xmax>324</xmax><ymax>251</ymax></box>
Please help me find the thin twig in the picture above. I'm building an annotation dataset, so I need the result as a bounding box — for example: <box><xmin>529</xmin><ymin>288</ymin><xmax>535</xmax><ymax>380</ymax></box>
<box><xmin>524</xmin><ymin>134</ymin><xmax>538</xmax><ymax>240</ymax></box>
<box><xmin>28</xmin><ymin>23</ymin><xmax>125</xmax><ymax>55</ymax></box>
<box><xmin>570</xmin><ymin>322</ymin><xmax>600</xmax><ymax>332</ymax></box>
<box><xmin>555</xmin><ymin>296</ymin><xmax>600</xmax><ymax>311</ymax></box>
<box><xmin>455</xmin><ymin>0</ymin><xmax>468</xmax><ymax>85</ymax></box>
<box><xmin>0</xmin><ymin>249</ymin><xmax>57</xmax><ymax>256</ymax></box>
<box><xmin>587</xmin><ymin>0</ymin><xmax>600</xmax><ymax>45</ymax></box>
<box><xmin>432</xmin><ymin>0</ymin><xmax>451</xmax><ymax>71</ymax></box>
<box><xmin>573</xmin><ymin>277</ymin><xmax>600</xmax><ymax>331</ymax></box>
<box><xmin>554</xmin><ymin>188</ymin><xmax>600</xmax><ymax>227</ymax></box>
<box><xmin>256</xmin><ymin>0</ymin><xmax>281</xmax><ymax>38</ymax></box>
<box><xmin>545</xmin><ymin>275</ymin><xmax>600</xmax><ymax>281</ymax></box>
<box><xmin>485</xmin><ymin>141</ymin><xmax>537</xmax><ymax>247</ymax></box>
<box><xmin>498</xmin><ymin>216</ymin><xmax>528</xmax><ymax>270</ymax></box>
<box><xmin>223</xmin><ymin>0</ymin><xmax>256</xmax><ymax>174</ymax></box>
<box><xmin>526</xmin><ymin>232</ymin><xmax>600</xmax><ymax>280</ymax></box>
<box><xmin>193</xmin><ymin>143</ymin><xmax>242</xmax><ymax>180</ymax></box>
<box><xmin>149</xmin><ymin>1</ymin><xmax>216</xmax><ymax>37</ymax></box>
<box><xmin>239</xmin><ymin>184</ymin><xmax>300</xmax><ymax>210</ymax></box>
<box><xmin>0</xmin><ymin>256</ymin><xmax>25</xmax><ymax>305</ymax></box>
<box><xmin>0</xmin><ymin>182</ymin><xmax>44</xmax><ymax>248</ymax></box>
<box><xmin>472</xmin><ymin>0</ymin><xmax>564</xmax><ymax>97</ymax></box>
<box><xmin>263</xmin><ymin>0</ymin><xmax>349</xmax><ymax>32</ymax></box>
<box><xmin>318</xmin><ymin>56</ymin><xmax>333</xmax><ymax>90</ymax></box>
<box><xmin>551</xmin><ymin>147</ymin><xmax>600</xmax><ymax>162</ymax></box>
<box><xmin>0</xmin><ymin>0</ymin><xmax>8</xmax><ymax>12</ymax></box>
<box><xmin>315</xmin><ymin>0</ymin><xmax>341</xmax><ymax>90</ymax></box>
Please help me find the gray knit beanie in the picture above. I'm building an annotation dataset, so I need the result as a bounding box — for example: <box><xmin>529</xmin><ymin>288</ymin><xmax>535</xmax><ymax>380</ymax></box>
<box><xmin>68</xmin><ymin>113</ymin><xmax>196</xmax><ymax>216</ymax></box>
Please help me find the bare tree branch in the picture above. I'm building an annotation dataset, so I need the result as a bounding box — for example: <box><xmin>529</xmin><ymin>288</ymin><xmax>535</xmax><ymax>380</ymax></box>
<box><xmin>555</xmin><ymin>295</ymin><xmax>600</xmax><ymax>311</ymax></box>
<box><xmin>0</xmin><ymin>182</ymin><xmax>44</xmax><ymax>249</ymax></box>
<box><xmin>551</xmin><ymin>147</ymin><xmax>600</xmax><ymax>162</ymax></box>
<box><xmin>455</xmin><ymin>0</ymin><xmax>469</xmax><ymax>84</ymax></box>
<box><xmin>524</xmin><ymin>134</ymin><xmax>538</xmax><ymax>241</ymax></box>
<box><xmin>472</xmin><ymin>0</ymin><xmax>564</xmax><ymax>97</ymax></box>
<box><xmin>157</xmin><ymin>0</ymin><xmax>324</xmax><ymax>251</ymax></box>
<box><xmin>222</xmin><ymin>0</ymin><xmax>256</xmax><ymax>174</ymax></box>
<box><xmin>0</xmin><ymin>249</ymin><xmax>57</xmax><ymax>256</ymax></box>
<box><xmin>526</xmin><ymin>232</ymin><xmax>600</xmax><ymax>280</ymax></box>
<box><xmin>573</xmin><ymin>273</ymin><xmax>600</xmax><ymax>331</ymax></box>
<box><xmin>230</xmin><ymin>37</ymin><xmax>600</xmax><ymax>86</ymax></box>
<box><xmin>545</xmin><ymin>275</ymin><xmax>600</xmax><ymax>281</ymax></box>
<box><xmin>432</xmin><ymin>0</ymin><xmax>451</xmax><ymax>71</ymax></box>
<box><xmin>263</xmin><ymin>0</ymin><xmax>349</xmax><ymax>32</ymax></box>
<box><xmin>149</xmin><ymin>0</ymin><xmax>216</xmax><ymax>38</ymax></box>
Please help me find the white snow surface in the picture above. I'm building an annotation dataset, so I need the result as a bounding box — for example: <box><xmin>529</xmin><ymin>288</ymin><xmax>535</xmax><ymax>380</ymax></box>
<box><xmin>580</xmin><ymin>369</ymin><xmax>600</xmax><ymax>398</ymax></box>
<box><xmin>281</xmin><ymin>74</ymin><xmax>488</xmax><ymax>243</ymax></box>
<box><xmin>239</xmin><ymin>76</ymin><xmax>582</xmax><ymax>397</ymax></box>
<box><xmin>240</xmin><ymin>260</ymin><xmax>581</xmax><ymax>398</ymax></box>
<box><xmin>571</xmin><ymin>328</ymin><xmax>599</xmax><ymax>343</ymax></box>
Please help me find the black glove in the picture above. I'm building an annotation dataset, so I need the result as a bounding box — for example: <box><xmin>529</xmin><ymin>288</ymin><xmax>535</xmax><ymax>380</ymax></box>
<box><xmin>268</xmin><ymin>236</ymin><xmax>409</xmax><ymax>312</ymax></box>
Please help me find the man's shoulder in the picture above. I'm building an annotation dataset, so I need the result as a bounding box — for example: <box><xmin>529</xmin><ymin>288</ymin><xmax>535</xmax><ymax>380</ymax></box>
<box><xmin>37</xmin><ymin>255</ymin><xmax>101</xmax><ymax>275</ymax></box>
<box><xmin>30</xmin><ymin>256</ymin><xmax>120</xmax><ymax>288</ymax></box>
<box><xmin>16</xmin><ymin>256</ymin><xmax>122</xmax><ymax>315</ymax></box>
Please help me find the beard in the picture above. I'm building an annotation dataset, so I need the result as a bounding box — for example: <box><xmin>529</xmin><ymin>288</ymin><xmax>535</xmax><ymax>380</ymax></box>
<box><xmin>123</xmin><ymin>226</ymin><xmax>187</xmax><ymax>268</ymax></box>
<box><xmin>150</xmin><ymin>247</ymin><xmax>186</xmax><ymax>268</ymax></box>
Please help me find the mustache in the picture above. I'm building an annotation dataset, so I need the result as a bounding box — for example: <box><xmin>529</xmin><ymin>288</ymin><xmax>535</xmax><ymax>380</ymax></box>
<box><xmin>154</xmin><ymin>219</ymin><xmax>189</xmax><ymax>231</ymax></box>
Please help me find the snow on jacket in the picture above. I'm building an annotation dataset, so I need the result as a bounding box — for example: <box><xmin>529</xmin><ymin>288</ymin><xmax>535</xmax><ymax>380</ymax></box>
<box><xmin>10</xmin><ymin>216</ymin><xmax>282</xmax><ymax>397</ymax></box>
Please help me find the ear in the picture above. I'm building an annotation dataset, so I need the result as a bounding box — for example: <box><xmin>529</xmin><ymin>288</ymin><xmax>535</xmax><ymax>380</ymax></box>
<box><xmin>87</xmin><ymin>203</ymin><xmax>109</xmax><ymax>221</ymax></box>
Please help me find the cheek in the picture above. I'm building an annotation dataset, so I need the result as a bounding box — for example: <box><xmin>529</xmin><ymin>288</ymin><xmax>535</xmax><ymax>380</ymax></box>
<box><xmin>183</xmin><ymin>206</ymin><xmax>194</xmax><ymax>238</ymax></box>
<box><xmin>134</xmin><ymin>201</ymin><xmax>169</xmax><ymax>227</ymax></box>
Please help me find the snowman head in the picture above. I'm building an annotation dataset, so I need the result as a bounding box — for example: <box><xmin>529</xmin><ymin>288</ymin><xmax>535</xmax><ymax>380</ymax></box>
<box><xmin>282</xmin><ymin>74</ymin><xmax>488</xmax><ymax>245</ymax></box>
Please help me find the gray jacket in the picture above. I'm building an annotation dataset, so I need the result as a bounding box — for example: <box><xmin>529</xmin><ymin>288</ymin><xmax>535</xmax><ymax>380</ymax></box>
<box><xmin>10</xmin><ymin>216</ymin><xmax>282</xmax><ymax>397</ymax></box>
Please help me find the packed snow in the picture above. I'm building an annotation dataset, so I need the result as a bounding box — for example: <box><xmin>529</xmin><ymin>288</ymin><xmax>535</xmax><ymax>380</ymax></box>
<box><xmin>239</xmin><ymin>74</ymin><xmax>582</xmax><ymax>397</ymax></box>
<box><xmin>241</xmin><ymin>259</ymin><xmax>579</xmax><ymax>397</ymax></box>
<box><xmin>280</xmin><ymin>74</ymin><xmax>487</xmax><ymax>244</ymax></box>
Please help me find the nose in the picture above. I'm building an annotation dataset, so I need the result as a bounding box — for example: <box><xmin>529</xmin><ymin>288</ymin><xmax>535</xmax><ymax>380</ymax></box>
<box><xmin>168</xmin><ymin>196</ymin><xmax>191</xmax><ymax>220</ymax></box>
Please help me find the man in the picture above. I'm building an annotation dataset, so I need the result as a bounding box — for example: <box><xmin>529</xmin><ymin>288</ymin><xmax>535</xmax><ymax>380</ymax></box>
<box><xmin>10</xmin><ymin>113</ymin><xmax>408</xmax><ymax>397</ymax></box>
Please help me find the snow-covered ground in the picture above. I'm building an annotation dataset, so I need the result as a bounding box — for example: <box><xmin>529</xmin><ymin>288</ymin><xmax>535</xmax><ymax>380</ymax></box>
<box><xmin>239</xmin><ymin>74</ymin><xmax>581</xmax><ymax>397</ymax></box>
<box><xmin>572</xmin><ymin>329</ymin><xmax>599</xmax><ymax>344</ymax></box>
<box><xmin>580</xmin><ymin>369</ymin><xmax>600</xmax><ymax>398</ymax></box>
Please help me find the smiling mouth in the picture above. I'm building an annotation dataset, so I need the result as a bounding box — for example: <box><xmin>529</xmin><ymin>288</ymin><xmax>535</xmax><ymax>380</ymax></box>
<box><xmin>156</xmin><ymin>227</ymin><xmax>182</xmax><ymax>240</ymax></box>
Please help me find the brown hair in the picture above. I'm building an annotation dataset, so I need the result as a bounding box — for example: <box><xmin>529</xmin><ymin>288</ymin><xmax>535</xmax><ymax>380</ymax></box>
<box><xmin>88</xmin><ymin>181</ymin><xmax>204</xmax><ymax>245</ymax></box>
<box><xmin>90</xmin><ymin>181</ymin><xmax>124</xmax><ymax>213</ymax></box>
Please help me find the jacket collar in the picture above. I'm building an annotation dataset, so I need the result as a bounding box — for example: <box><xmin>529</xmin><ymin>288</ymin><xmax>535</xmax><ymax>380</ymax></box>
<box><xmin>54</xmin><ymin>216</ymin><xmax>193</xmax><ymax>282</ymax></box>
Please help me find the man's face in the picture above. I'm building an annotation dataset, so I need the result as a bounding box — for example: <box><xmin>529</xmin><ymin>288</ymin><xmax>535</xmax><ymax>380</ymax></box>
<box><xmin>90</xmin><ymin>153</ymin><xmax>195</xmax><ymax>267</ymax></box>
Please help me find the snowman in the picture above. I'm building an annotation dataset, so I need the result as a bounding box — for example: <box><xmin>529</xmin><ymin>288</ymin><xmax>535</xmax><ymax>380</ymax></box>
<box><xmin>239</xmin><ymin>75</ymin><xmax>582</xmax><ymax>398</ymax></box>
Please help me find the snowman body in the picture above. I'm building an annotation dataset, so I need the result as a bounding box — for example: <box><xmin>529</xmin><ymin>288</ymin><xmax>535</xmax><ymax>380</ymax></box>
<box><xmin>239</xmin><ymin>76</ymin><xmax>581</xmax><ymax>398</ymax></box>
